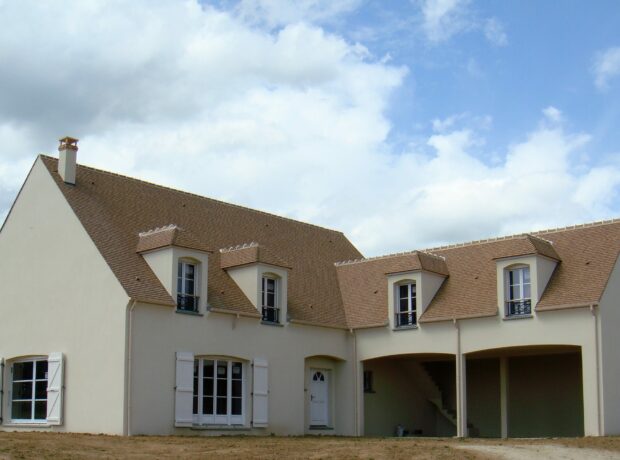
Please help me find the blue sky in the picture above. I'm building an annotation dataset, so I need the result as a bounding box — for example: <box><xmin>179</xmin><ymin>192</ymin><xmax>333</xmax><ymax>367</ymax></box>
<box><xmin>0</xmin><ymin>0</ymin><xmax>619</xmax><ymax>255</ymax></box>
<box><xmin>333</xmin><ymin>0</ymin><xmax>620</xmax><ymax>161</ymax></box>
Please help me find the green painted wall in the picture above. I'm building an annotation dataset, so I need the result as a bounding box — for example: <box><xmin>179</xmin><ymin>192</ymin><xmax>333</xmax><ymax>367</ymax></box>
<box><xmin>508</xmin><ymin>352</ymin><xmax>584</xmax><ymax>437</ymax></box>
<box><xmin>363</xmin><ymin>360</ymin><xmax>437</xmax><ymax>436</ymax></box>
<box><xmin>466</xmin><ymin>358</ymin><xmax>501</xmax><ymax>438</ymax></box>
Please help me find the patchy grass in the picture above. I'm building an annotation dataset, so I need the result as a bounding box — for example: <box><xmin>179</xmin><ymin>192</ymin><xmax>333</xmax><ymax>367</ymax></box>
<box><xmin>1</xmin><ymin>433</ymin><xmax>619</xmax><ymax>459</ymax></box>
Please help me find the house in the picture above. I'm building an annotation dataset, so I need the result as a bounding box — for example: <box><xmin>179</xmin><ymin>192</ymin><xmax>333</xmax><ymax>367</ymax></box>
<box><xmin>0</xmin><ymin>137</ymin><xmax>619</xmax><ymax>438</ymax></box>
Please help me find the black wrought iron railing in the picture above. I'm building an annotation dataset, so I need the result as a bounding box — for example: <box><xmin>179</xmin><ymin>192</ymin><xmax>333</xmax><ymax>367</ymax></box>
<box><xmin>395</xmin><ymin>311</ymin><xmax>416</xmax><ymax>328</ymax></box>
<box><xmin>177</xmin><ymin>294</ymin><xmax>199</xmax><ymax>313</ymax></box>
<box><xmin>506</xmin><ymin>299</ymin><xmax>531</xmax><ymax>317</ymax></box>
<box><xmin>262</xmin><ymin>306</ymin><xmax>280</xmax><ymax>324</ymax></box>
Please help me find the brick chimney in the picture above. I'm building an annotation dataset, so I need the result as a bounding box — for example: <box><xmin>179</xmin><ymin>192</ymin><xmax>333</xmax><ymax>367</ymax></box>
<box><xmin>58</xmin><ymin>137</ymin><xmax>78</xmax><ymax>185</ymax></box>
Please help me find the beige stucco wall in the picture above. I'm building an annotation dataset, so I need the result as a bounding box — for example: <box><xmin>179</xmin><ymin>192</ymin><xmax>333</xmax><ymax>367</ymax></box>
<box><xmin>600</xmin><ymin>255</ymin><xmax>620</xmax><ymax>435</ymax></box>
<box><xmin>128</xmin><ymin>302</ymin><xmax>355</xmax><ymax>436</ymax></box>
<box><xmin>0</xmin><ymin>158</ymin><xmax>130</xmax><ymax>435</ymax></box>
<box><xmin>227</xmin><ymin>265</ymin><xmax>258</xmax><ymax>308</ymax></box>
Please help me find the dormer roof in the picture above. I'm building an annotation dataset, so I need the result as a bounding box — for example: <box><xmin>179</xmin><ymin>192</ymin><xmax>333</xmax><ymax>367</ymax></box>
<box><xmin>492</xmin><ymin>234</ymin><xmax>560</xmax><ymax>262</ymax></box>
<box><xmin>136</xmin><ymin>224</ymin><xmax>212</xmax><ymax>254</ymax></box>
<box><xmin>220</xmin><ymin>242</ymin><xmax>292</xmax><ymax>270</ymax></box>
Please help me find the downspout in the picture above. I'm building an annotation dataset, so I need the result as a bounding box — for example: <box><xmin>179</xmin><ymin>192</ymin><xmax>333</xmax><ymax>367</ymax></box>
<box><xmin>0</xmin><ymin>358</ymin><xmax>4</xmax><ymax>424</ymax></box>
<box><xmin>124</xmin><ymin>299</ymin><xmax>137</xmax><ymax>436</ymax></box>
<box><xmin>591</xmin><ymin>303</ymin><xmax>602</xmax><ymax>435</ymax></box>
<box><xmin>454</xmin><ymin>318</ymin><xmax>466</xmax><ymax>437</ymax></box>
<box><xmin>350</xmin><ymin>328</ymin><xmax>359</xmax><ymax>436</ymax></box>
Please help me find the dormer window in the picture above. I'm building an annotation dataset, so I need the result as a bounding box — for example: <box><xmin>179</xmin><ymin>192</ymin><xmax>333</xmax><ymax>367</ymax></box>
<box><xmin>177</xmin><ymin>261</ymin><xmax>199</xmax><ymax>313</ymax></box>
<box><xmin>261</xmin><ymin>276</ymin><xmax>279</xmax><ymax>323</ymax></box>
<box><xmin>395</xmin><ymin>282</ymin><xmax>417</xmax><ymax>327</ymax></box>
<box><xmin>506</xmin><ymin>266</ymin><xmax>531</xmax><ymax>316</ymax></box>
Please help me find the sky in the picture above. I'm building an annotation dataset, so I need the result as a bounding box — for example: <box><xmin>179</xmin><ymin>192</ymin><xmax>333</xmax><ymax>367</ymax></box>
<box><xmin>0</xmin><ymin>0</ymin><xmax>619</xmax><ymax>256</ymax></box>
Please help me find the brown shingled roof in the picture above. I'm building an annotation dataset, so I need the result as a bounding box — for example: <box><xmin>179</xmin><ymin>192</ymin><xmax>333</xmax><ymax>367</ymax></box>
<box><xmin>40</xmin><ymin>155</ymin><xmax>362</xmax><ymax>326</ymax></box>
<box><xmin>220</xmin><ymin>242</ymin><xmax>292</xmax><ymax>270</ymax></box>
<box><xmin>37</xmin><ymin>155</ymin><xmax>620</xmax><ymax>329</ymax></box>
<box><xmin>337</xmin><ymin>220</ymin><xmax>620</xmax><ymax>327</ymax></box>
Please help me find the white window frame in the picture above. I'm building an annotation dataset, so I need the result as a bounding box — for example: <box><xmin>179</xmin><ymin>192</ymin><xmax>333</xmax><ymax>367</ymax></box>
<box><xmin>395</xmin><ymin>282</ymin><xmax>417</xmax><ymax>327</ymax></box>
<box><xmin>9</xmin><ymin>357</ymin><xmax>48</xmax><ymax>424</ymax></box>
<box><xmin>261</xmin><ymin>276</ymin><xmax>280</xmax><ymax>324</ymax></box>
<box><xmin>505</xmin><ymin>265</ymin><xmax>532</xmax><ymax>316</ymax></box>
<box><xmin>192</xmin><ymin>358</ymin><xmax>245</xmax><ymax>426</ymax></box>
<box><xmin>177</xmin><ymin>260</ymin><xmax>199</xmax><ymax>312</ymax></box>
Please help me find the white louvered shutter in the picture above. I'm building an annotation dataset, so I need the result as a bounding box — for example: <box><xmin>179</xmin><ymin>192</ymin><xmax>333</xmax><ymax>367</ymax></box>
<box><xmin>46</xmin><ymin>352</ymin><xmax>64</xmax><ymax>425</ymax></box>
<box><xmin>252</xmin><ymin>358</ymin><xmax>269</xmax><ymax>427</ymax></box>
<box><xmin>175</xmin><ymin>352</ymin><xmax>194</xmax><ymax>427</ymax></box>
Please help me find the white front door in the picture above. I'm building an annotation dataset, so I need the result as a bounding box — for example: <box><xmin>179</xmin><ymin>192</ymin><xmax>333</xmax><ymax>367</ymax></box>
<box><xmin>310</xmin><ymin>369</ymin><xmax>329</xmax><ymax>426</ymax></box>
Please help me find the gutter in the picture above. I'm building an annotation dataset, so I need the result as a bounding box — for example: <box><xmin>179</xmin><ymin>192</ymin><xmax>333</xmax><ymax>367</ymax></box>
<box><xmin>350</xmin><ymin>321</ymin><xmax>390</xmax><ymax>330</ymax></box>
<box><xmin>207</xmin><ymin>306</ymin><xmax>261</xmax><ymax>319</ymax></box>
<box><xmin>124</xmin><ymin>299</ymin><xmax>137</xmax><ymax>436</ymax></box>
<box><xmin>536</xmin><ymin>302</ymin><xmax>599</xmax><ymax>312</ymax></box>
<box><xmin>419</xmin><ymin>311</ymin><xmax>498</xmax><ymax>324</ymax></box>
<box><xmin>289</xmin><ymin>319</ymin><xmax>349</xmax><ymax>330</ymax></box>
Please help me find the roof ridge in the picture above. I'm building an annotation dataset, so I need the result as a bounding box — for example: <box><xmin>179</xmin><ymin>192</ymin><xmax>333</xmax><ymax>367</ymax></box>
<box><xmin>424</xmin><ymin>219</ymin><xmax>620</xmax><ymax>252</ymax></box>
<box><xmin>39</xmin><ymin>154</ymin><xmax>346</xmax><ymax>235</ymax></box>
<box><xmin>531</xmin><ymin>218</ymin><xmax>620</xmax><ymax>236</ymax></box>
<box><xmin>138</xmin><ymin>224</ymin><xmax>178</xmax><ymax>237</ymax></box>
<box><xmin>334</xmin><ymin>249</ymin><xmax>445</xmax><ymax>267</ymax></box>
<box><xmin>219</xmin><ymin>242</ymin><xmax>259</xmax><ymax>253</ymax></box>
<box><xmin>335</xmin><ymin>217</ymin><xmax>620</xmax><ymax>266</ymax></box>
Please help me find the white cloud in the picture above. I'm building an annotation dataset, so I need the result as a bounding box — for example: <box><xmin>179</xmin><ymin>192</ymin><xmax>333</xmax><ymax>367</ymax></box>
<box><xmin>593</xmin><ymin>46</ymin><xmax>620</xmax><ymax>90</ymax></box>
<box><xmin>232</xmin><ymin>0</ymin><xmax>362</xmax><ymax>28</ymax></box>
<box><xmin>349</xmin><ymin>120</ymin><xmax>607</xmax><ymax>253</ymax></box>
<box><xmin>420</xmin><ymin>0</ymin><xmax>470</xmax><ymax>43</ymax></box>
<box><xmin>0</xmin><ymin>1</ymin><xmax>618</xmax><ymax>257</ymax></box>
<box><xmin>432</xmin><ymin>113</ymin><xmax>492</xmax><ymax>133</ymax></box>
<box><xmin>484</xmin><ymin>18</ymin><xmax>507</xmax><ymax>46</ymax></box>
<box><xmin>542</xmin><ymin>106</ymin><xmax>563</xmax><ymax>124</ymax></box>
<box><xmin>418</xmin><ymin>1</ymin><xmax>507</xmax><ymax>46</ymax></box>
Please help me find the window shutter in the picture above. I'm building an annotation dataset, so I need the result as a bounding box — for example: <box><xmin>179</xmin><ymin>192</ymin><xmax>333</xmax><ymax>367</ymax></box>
<box><xmin>252</xmin><ymin>358</ymin><xmax>269</xmax><ymax>427</ymax></box>
<box><xmin>175</xmin><ymin>352</ymin><xmax>194</xmax><ymax>427</ymax></box>
<box><xmin>46</xmin><ymin>352</ymin><xmax>64</xmax><ymax>425</ymax></box>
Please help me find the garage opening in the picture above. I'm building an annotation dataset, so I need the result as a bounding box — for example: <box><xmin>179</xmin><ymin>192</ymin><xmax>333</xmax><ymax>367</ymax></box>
<box><xmin>362</xmin><ymin>354</ymin><xmax>457</xmax><ymax>437</ymax></box>
<box><xmin>467</xmin><ymin>345</ymin><xmax>584</xmax><ymax>438</ymax></box>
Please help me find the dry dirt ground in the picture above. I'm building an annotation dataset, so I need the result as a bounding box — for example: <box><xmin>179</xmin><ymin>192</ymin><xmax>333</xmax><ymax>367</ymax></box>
<box><xmin>2</xmin><ymin>433</ymin><xmax>620</xmax><ymax>460</ymax></box>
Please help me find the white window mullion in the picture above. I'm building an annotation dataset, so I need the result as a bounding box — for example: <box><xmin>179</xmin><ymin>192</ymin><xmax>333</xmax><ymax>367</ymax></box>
<box><xmin>242</xmin><ymin>363</ymin><xmax>246</xmax><ymax>425</ymax></box>
<box><xmin>31</xmin><ymin>361</ymin><xmax>36</xmax><ymax>420</ymax></box>
<box><xmin>213</xmin><ymin>360</ymin><xmax>218</xmax><ymax>414</ymax></box>
<box><xmin>196</xmin><ymin>360</ymin><xmax>203</xmax><ymax>423</ymax></box>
